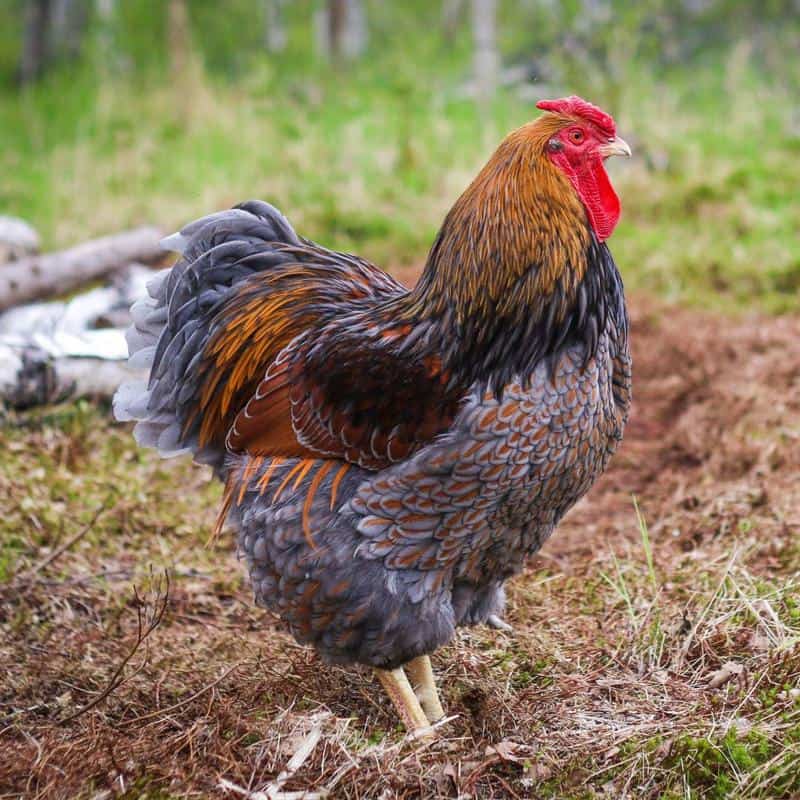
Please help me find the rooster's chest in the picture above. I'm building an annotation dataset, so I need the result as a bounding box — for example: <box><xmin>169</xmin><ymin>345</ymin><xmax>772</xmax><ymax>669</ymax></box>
<box><xmin>457</xmin><ymin>335</ymin><xmax>630</xmax><ymax>575</ymax></box>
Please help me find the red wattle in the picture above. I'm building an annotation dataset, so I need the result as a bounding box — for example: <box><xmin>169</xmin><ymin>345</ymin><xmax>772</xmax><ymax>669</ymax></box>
<box><xmin>553</xmin><ymin>155</ymin><xmax>621</xmax><ymax>241</ymax></box>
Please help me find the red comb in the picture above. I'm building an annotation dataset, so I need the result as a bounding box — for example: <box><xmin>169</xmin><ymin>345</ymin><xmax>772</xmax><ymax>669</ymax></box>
<box><xmin>536</xmin><ymin>96</ymin><xmax>616</xmax><ymax>136</ymax></box>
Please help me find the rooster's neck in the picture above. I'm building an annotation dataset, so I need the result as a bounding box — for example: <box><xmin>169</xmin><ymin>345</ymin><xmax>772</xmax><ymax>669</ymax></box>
<box><xmin>394</xmin><ymin>154</ymin><xmax>625</xmax><ymax>395</ymax></box>
<box><xmin>411</xmin><ymin>129</ymin><xmax>593</xmax><ymax>312</ymax></box>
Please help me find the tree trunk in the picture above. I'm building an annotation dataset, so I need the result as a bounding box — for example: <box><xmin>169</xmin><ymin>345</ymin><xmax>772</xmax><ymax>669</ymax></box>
<box><xmin>167</xmin><ymin>0</ymin><xmax>204</xmax><ymax>115</ymax></box>
<box><xmin>471</xmin><ymin>0</ymin><xmax>498</xmax><ymax>103</ymax></box>
<box><xmin>168</xmin><ymin>0</ymin><xmax>191</xmax><ymax>81</ymax></box>
<box><xmin>328</xmin><ymin>0</ymin><xmax>346</xmax><ymax>59</ymax></box>
<box><xmin>0</xmin><ymin>227</ymin><xmax>164</xmax><ymax>312</ymax></box>
<box><xmin>49</xmin><ymin>0</ymin><xmax>89</xmax><ymax>60</ymax></box>
<box><xmin>341</xmin><ymin>0</ymin><xmax>367</xmax><ymax>59</ymax></box>
<box><xmin>19</xmin><ymin>0</ymin><xmax>53</xmax><ymax>83</ymax></box>
<box><xmin>264</xmin><ymin>0</ymin><xmax>287</xmax><ymax>53</ymax></box>
<box><xmin>0</xmin><ymin>346</ymin><xmax>144</xmax><ymax>409</ymax></box>
<box><xmin>442</xmin><ymin>0</ymin><xmax>465</xmax><ymax>41</ymax></box>
<box><xmin>94</xmin><ymin>0</ymin><xmax>117</xmax><ymax>71</ymax></box>
<box><xmin>316</xmin><ymin>0</ymin><xmax>366</xmax><ymax>61</ymax></box>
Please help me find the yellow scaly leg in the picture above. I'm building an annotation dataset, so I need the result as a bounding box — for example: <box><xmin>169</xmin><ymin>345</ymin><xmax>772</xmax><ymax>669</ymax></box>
<box><xmin>374</xmin><ymin>666</ymin><xmax>432</xmax><ymax>734</ymax></box>
<box><xmin>405</xmin><ymin>655</ymin><xmax>445</xmax><ymax>724</ymax></box>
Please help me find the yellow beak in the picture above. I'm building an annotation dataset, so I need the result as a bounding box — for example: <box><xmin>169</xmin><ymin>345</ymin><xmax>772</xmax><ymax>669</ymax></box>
<box><xmin>599</xmin><ymin>136</ymin><xmax>632</xmax><ymax>159</ymax></box>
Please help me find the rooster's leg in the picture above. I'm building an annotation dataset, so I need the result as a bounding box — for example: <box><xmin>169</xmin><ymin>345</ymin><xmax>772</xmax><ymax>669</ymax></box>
<box><xmin>405</xmin><ymin>655</ymin><xmax>445</xmax><ymax>723</ymax></box>
<box><xmin>374</xmin><ymin>667</ymin><xmax>431</xmax><ymax>734</ymax></box>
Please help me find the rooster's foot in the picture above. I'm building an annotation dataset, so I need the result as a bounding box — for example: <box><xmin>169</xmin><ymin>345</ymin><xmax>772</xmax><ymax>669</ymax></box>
<box><xmin>487</xmin><ymin>614</ymin><xmax>513</xmax><ymax>632</ymax></box>
<box><xmin>374</xmin><ymin>666</ymin><xmax>434</xmax><ymax>736</ymax></box>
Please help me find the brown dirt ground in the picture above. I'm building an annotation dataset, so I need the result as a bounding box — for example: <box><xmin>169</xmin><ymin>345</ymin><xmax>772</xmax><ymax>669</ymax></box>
<box><xmin>1</xmin><ymin>293</ymin><xmax>799</xmax><ymax>799</ymax></box>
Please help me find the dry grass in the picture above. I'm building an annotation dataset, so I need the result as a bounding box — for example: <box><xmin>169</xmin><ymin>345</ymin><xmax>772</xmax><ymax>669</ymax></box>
<box><xmin>1</xmin><ymin>294</ymin><xmax>799</xmax><ymax>799</ymax></box>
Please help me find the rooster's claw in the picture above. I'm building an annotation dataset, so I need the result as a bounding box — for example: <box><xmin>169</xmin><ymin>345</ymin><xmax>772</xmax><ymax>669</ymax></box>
<box><xmin>487</xmin><ymin>614</ymin><xmax>513</xmax><ymax>632</ymax></box>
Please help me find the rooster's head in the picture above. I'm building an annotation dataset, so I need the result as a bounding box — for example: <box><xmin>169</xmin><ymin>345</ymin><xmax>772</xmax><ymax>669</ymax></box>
<box><xmin>534</xmin><ymin>96</ymin><xmax>631</xmax><ymax>242</ymax></box>
<box><xmin>408</xmin><ymin>95</ymin><xmax>631</xmax><ymax>395</ymax></box>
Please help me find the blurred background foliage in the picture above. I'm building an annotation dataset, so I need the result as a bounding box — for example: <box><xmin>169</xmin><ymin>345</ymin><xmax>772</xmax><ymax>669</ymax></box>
<box><xmin>0</xmin><ymin>0</ymin><xmax>798</xmax><ymax>312</ymax></box>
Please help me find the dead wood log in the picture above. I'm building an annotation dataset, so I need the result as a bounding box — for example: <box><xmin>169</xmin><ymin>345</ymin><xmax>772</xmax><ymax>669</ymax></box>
<box><xmin>0</xmin><ymin>227</ymin><xmax>163</xmax><ymax>312</ymax></box>
<box><xmin>0</xmin><ymin>344</ymin><xmax>145</xmax><ymax>409</ymax></box>
<box><xmin>0</xmin><ymin>216</ymin><xmax>41</xmax><ymax>263</ymax></box>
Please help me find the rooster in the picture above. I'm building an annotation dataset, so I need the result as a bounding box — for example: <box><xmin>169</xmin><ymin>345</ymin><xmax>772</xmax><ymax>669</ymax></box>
<box><xmin>114</xmin><ymin>96</ymin><xmax>632</xmax><ymax>733</ymax></box>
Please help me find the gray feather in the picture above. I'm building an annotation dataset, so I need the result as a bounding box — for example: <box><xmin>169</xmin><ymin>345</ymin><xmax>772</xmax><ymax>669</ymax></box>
<box><xmin>113</xmin><ymin>199</ymin><xmax>302</xmax><ymax>467</ymax></box>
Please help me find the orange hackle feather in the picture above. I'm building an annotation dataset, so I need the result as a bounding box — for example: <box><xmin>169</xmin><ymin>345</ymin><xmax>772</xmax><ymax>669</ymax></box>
<box><xmin>302</xmin><ymin>460</ymin><xmax>335</xmax><ymax>548</ymax></box>
<box><xmin>216</xmin><ymin>458</ymin><xmax>339</xmax><ymax>547</ymax></box>
<box><xmin>329</xmin><ymin>463</ymin><xmax>350</xmax><ymax>510</ymax></box>
<box><xmin>406</xmin><ymin>113</ymin><xmax>592</xmax><ymax>327</ymax></box>
<box><xmin>272</xmin><ymin>460</ymin><xmax>310</xmax><ymax>504</ymax></box>
<box><xmin>238</xmin><ymin>455</ymin><xmax>265</xmax><ymax>504</ymax></box>
<box><xmin>257</xmin><ymin>457</ymin><xmax>286</xmax><ymax>496</ymax></box>
<box><xmin>211</xmin><ymin>475</ymin><xmax>237</xmax><ymax>545</ymax></box>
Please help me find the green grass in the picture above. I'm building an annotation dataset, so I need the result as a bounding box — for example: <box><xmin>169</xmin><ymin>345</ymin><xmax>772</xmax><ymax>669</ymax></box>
<box><xmin>0</xmin><ymin>6</ymin><xmax>798</xmax><ymax>313</ymax></box>
<box><xmin>656</xmin><ymin>725</ymin><xmax>800</xmax><ymax>799</ymax></box>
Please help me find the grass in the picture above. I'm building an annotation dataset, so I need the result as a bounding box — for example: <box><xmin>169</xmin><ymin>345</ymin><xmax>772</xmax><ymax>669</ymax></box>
<box><xmin>0</xmin><ymin>10</ymin><xmax>799</xmax><ymax>312</ymax></box>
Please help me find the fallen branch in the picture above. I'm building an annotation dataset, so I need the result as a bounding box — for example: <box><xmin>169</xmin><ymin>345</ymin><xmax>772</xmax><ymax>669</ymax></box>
<box><xmin>0</xmin><ymin>227</ymin><xmax>164</xmax><ymax>311</ymax></box>
<box><xmin>0</xmin><ymin>347</ymin><xmax>145</xmax><ymax>408</ymax></box>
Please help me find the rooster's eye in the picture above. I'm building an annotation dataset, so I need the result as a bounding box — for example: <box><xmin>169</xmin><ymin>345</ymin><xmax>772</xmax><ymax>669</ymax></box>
<box><xmin>568</xmin><ymin>129</ymin><xmax>585</xmax><ymax>144</ymax></box>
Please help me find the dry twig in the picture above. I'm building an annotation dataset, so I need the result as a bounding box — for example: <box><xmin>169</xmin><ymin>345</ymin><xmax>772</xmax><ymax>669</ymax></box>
<box><xmin>58</xmin><ymin>571</ymin><xmax>170</xmax><ymax>724</ymax></box>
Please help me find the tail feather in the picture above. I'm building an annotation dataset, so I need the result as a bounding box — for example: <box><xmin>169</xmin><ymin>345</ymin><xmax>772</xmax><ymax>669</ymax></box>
<box><xmin>114</xmin><ymin>199</ymin><xmax>402</xmax><ymax>476</ymax></box>
<box><xmin>113</xmin><ymin>201</ymin><xmax>302</xmax><ymax>471</ymax></box>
